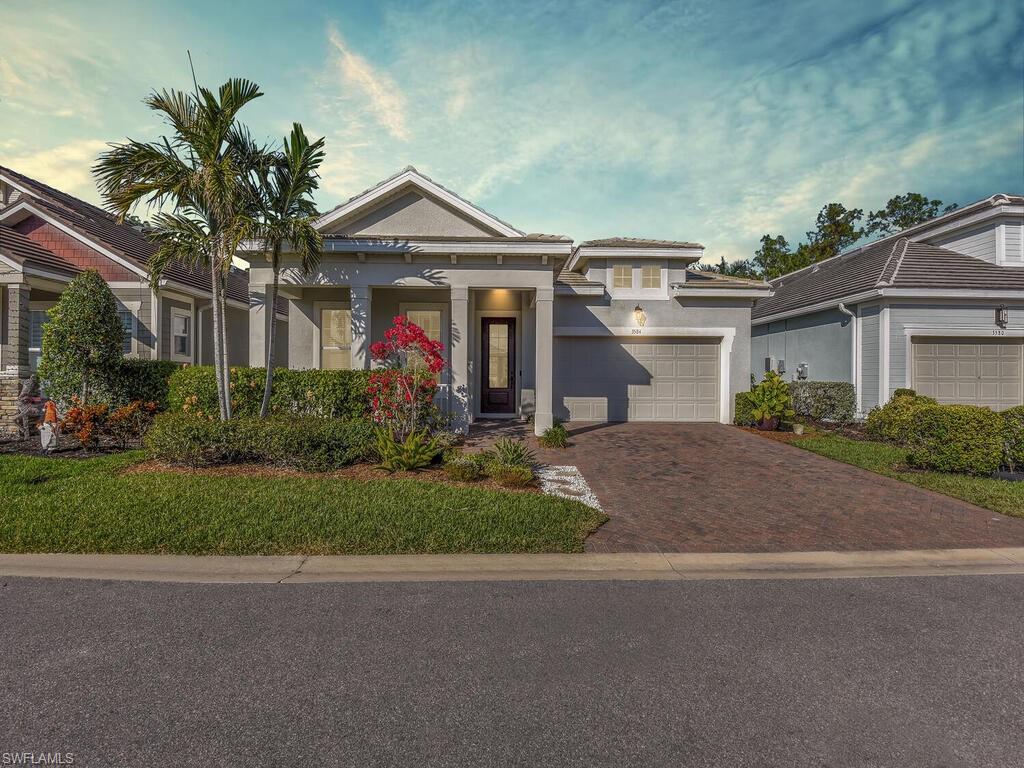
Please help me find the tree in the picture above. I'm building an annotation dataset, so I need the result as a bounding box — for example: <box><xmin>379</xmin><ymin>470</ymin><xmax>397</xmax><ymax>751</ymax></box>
<box><xmin>805</xmin><ymin>202</ymin><xmax>863</xmax><ymax>257</ymax></box>
<box><xmin>247</xmin><ymin>123</ymin><xmax>325</xmax><ymax>418</ymax></box>
<box><xmin>95</xmin><ymin>78</ymin><xmax>265</xmax><ymax>420</ymax></box>
<box><xmin>37</xmin><ymin>270</ymin><xmax>125</xmax><ymax>406</ymax></box>
<box><xmin>697</xmin><ymin>256</ymin><xmax>763</xmax><ymax>279</ymax></box>
<box><xmin>753</xmin><ymin>234</ymin><xmax>805</xmax><ymax>280</ymax></box>
<box><xmin>865</xmin><ymin>193</ymin><xmax>958</xmax><ymax>238</ymax></box>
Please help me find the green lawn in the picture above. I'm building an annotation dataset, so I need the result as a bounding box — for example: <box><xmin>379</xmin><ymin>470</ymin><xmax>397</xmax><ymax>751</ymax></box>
<box><xmin>0</xmin><ymin>453</ymin><xmax>607</xmax><ymax>555</ymax></box>
<box><xmin>795</xmin><ymin>435</ymin><xmax>1024</xmax><ymax>519</ymax></box>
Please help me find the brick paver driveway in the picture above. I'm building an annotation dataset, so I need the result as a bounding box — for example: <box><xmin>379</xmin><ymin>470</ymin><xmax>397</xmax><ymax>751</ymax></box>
<box><xmin>471</xmin><ymin>421</ymin><xmax>1024</xmax><ymax>553</ymax></box>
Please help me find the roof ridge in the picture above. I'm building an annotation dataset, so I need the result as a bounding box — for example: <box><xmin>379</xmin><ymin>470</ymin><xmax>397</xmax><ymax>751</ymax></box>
<box><xmin>0</xmin><ymin>164</ymin><xmax>114</xmax><ymax>223</ymax></box>
<box><xmin>876</xmin><ymin>237</ymin><xmax>910</xmax><ymax>287</ymax></box>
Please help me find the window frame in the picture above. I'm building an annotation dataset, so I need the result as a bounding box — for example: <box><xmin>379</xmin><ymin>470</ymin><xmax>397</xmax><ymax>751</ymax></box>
<box><xmin>641</xmin><ymin>263</ymin><xmax>661</xmax><ymax>289</ymax></box>
<box><xmin>169</xmin><ymin>306</ymin><xmax>193</xmax><ymax>363</ymax></box>
<box><xmin>28</xmin><ymin>301</ymin><xmax>56</xmax><ymax>373</ymax></box>
<box><xmin>116</xmin><ymin>301</ymin><xmax>141</xmax><ymax>358</ymax></box>
<box><xmin>314</xmin><ymin>301</ymin><xmax>353</xmax><ymax>370</ymax></box>
<box><xmin>399</xmin><ymin>302</ymin><xmax>450</xmax><ymax>387</ymax></box>
<box><xmin>611</xmin><ymin>263</ymin><xmax>633</xmax><ymax>290</ymax></box>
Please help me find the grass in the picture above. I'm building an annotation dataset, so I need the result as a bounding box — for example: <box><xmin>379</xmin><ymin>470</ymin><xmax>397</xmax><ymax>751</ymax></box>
<box><xmin>0</xmin><ymin>453</ymin><xmax>607</xmax><ymax>555</ymax></box>
<box><xmin>794</xmin><ymin>435</ymin><xmax>1024</xmax><ymax>519</ymax></box>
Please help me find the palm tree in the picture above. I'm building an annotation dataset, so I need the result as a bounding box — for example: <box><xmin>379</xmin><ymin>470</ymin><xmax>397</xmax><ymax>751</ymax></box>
<box><xmin>247</xmin><ymin>124</ymin><xmax>325</xmax><ymax>418</ymax></box>
<box><xmin>94</xmin><ymin>79</ymin><xmax>264</xmax><ymax>420</ymax></box>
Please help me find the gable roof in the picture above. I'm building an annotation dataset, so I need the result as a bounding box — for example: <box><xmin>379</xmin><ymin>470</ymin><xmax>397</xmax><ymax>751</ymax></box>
<box><xmin>315</xmin><ymin>166</ymin><xmax>524</xmax><ymax>237</ymax></box>
<box><xmin>577</xmin><ymin>237</ymin><xmax>704</xmax><ymax>249</ymax></box>
<box><xmin>752</xmin><ymin>237</ymin><xmax>1024</xmax><ymax>320</ymax></box>
<box><xmin>0</xmin><ymin>165</ymin><xmax>250</xmax><ymax>304</ymax></box>
<box><xmin>0</xmin><ymin>223</ymin><xmax>81</xmax><ymax>278</ymax></box>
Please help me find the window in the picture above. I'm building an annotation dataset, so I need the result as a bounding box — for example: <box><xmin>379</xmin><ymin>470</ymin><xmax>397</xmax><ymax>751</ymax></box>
<box><xmin>641</xmin><ymin>264</ymin><xmax>661</xmax><ymax>289</ymax></box>
<box><xmin>28</xmin><ymin>307</ymin><xmax>52</xmax><ymax>372</ymax></box>
<box><xmin>401</xmin><ymin>305</ymin><xmax>447</xmax><ymax>382</ymax></box>
<box><xmin>320</xmin><ymin>307</ymin><xmax>352</xmax><ymax>369</ymax></box>
<box><xmin>612</xmin><ymin>264</ymin><xmax>632</xmax><ymax>289</ymax></box>
<box><xmin>117</xmin><ymin>309</ymin><xmax>135</xmax><ymax>355</ymax></box>
<box><xmin>170</xmin><ymin>308</ymin><xmax>192</xmax><ymax>362</ymax></box>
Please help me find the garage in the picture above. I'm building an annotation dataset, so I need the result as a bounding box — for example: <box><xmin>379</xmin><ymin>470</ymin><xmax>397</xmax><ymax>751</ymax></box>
<box><xmin>553</xmin><ymin>337</ymin><xmax>720</xmax><ymax>422</ymax></box>
<box><xmin>912</xmin><ymin>337</ymin><xmax>1023</xmax><ymax>411</ymax></box>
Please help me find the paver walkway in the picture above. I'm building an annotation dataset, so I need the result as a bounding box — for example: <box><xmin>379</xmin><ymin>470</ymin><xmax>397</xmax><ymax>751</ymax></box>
<box><xmin>467</xmin><ymin>421</ymin><xmax>1024</xmax><ymax>553</ymax></box>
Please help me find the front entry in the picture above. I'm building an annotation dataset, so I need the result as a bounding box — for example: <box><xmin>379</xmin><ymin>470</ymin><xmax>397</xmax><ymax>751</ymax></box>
<box><xmin>481</xmin><ymin>317</ymin><xmax>516</xmax><ymax>414</ymax></box>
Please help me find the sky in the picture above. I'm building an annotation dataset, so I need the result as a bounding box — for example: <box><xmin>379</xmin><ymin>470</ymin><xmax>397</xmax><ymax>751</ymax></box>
<box><xmin>1</xmin><ymin>0</ymin><xmax>1022</xmax><ymax>264</ymax></box>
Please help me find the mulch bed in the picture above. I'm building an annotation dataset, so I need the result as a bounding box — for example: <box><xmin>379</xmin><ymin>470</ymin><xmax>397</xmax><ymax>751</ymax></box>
<box><xmin>123</xmin><ymin>459</ymin><xmax>542</xmax><ymax>495</ymax></box>
<box><xmin>0</xmin><ymin>434</ymin><xmax>132</xmax><ymax>459</ymax></box>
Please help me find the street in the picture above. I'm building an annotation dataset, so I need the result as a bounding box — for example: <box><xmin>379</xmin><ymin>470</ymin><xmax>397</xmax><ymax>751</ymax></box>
<box><xmin>1</xmin><ymin>575</ymin><xmax>1022</xmax><ymax>767</ymax></box>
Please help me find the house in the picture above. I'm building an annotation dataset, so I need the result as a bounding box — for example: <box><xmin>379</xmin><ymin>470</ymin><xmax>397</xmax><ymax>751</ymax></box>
<box><xmin>242</xmin><ymin>167</ymin><xmax>771</xmax><ymax>434</ymax></box>
<box><xmin>0</xmin><ymin>166</ymin><xmax>278</xmax><ymax>423</ymax></box>
<box><xmin>751</xmin><ymin>194</ymin><xmax>1024</xmax><ymax>414</ymax></box>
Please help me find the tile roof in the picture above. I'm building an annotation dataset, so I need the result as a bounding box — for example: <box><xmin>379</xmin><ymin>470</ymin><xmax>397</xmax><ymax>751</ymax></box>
<box><xmin>0</xmin><ymin>164</ymin><xmax>250</xmax><ymax>304</ymax></box>
<box><xmin>680</xmin><ymin>270</ymin><xmax>771</xmax><ymax>289</ymax></box>
<box><xmin>752</xmin><ymin>238</ymin><xmax>1024</xmax><ymax>319</ymax></box>
<box><xmin>578</xmin><ymin>237</ymin><xmax>704</xmax><ymax>249</ymax></box>
<box><xmin>554</xmin><ymin>267</ymin><xmax>604</xmax><ymax>290</ymax></box>
<box><xmin>0</xmin><ymin>224</ymin><xmax>81</xmax><ymax>277</ymax></box>
<box><xmin>321</xmin><ymin>233</ymin><xmax>571</xmax><ymax>243</ymax></box>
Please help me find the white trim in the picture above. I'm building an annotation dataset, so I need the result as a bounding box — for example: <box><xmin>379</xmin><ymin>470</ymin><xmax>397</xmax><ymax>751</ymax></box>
<box><xmin>169</xmin><ymin>306</ymin><xmax>193</xmax><ymax>363</ymax></box>
<box><xmin>566</xmin><ymin>245</ymin><xmax>703</xmax><ymax>272</ymax></box>
<box><xmin>312</xmin><ymin>301</ymin><xmax>352</xmax><ymax>370</ymax></box>
<box><xmin>320</xmin><ymin>238</ymin><xmax>571</xmax><ymax>256</ymax></box>
<box><xmin>0</xmin><ymin>253</ymin><xmax>23</xmax><ymax>272</ymax></box>
<box><xmin>855</xmin><ymin>309</ymin><xmax>863</xmax><ymax>413</ymax></box>
<box><xmin>673</xmin><ymin>287</ymin><xmax>772</xmax><ymax>298</ymax></box>
<box><xmin>0</xmin><ymin>200</ymin><xmax>148</xmax><ymax>279</ymax></box>
<box><xmin>474</xmin><ymin>309</ymin><xmax>522</xmax><ymax>419</ymax></box>
<box><xmin>151</xmin><ymin>289</ymin><xmax>160</xmax><ymax>360</ymax></box>
<box><xmin>996</xmin><ymin>222</ymin><xmax>1007</xmax><ymax>265</ymax></box>
<box><xmin>879</xmin><ymin>304</ymin><xmax>890</xmax><ymax>405</ymax></box>
<box><xmin>314</xmin><ymin>169</ymin><xmax>524</xmax><ymax>237</ymax></box>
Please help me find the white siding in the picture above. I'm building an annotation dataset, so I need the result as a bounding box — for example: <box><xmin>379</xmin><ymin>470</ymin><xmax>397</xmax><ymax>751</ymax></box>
<box><xmin>859</xmin><ymin>304</ymin><xmax>880</xmax><ymax>411</ymax></box>
<box><xmin>1005</xmin><ymin>222</ymin><xmax>1024</xmax><ymax>266</ymax></box>
<box><xmin>930</xmin><ymin>224</ymin><xmax>997</xmax><ymax>264</ymax></box>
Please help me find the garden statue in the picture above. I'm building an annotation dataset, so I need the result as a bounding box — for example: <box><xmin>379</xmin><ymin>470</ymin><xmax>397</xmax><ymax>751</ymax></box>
<box><xmin>13</xmin><ymin>375</ymin><xmax>43</xmax><ymax>440</ymax></box>
<box><xmin>40</xmin><ymin>400</ymin><xmax>59</xmax><ymax>453</ymax></box>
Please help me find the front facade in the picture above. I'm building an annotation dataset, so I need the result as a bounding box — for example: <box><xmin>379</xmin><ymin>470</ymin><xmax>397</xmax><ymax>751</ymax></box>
<box><xmin>243</xmin><ymin>167</ymin><xmax>770</xmax><ymax>434</ymax></box>
<box><xmin>752</xmin><ymin>194</ymin><xmax>1024</xmax><ymax>413</ymax></box>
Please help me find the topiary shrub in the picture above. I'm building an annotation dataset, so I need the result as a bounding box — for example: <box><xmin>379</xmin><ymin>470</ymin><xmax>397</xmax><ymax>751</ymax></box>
<box><xmin>145</xmin><ymin>412</ymin><xmax>372</xmax><ymax>470</ymax></box>
<box><xmin>37</xmin><ymin>270</ymin><xmax>126</xmax><ymax>406</ymax></box>
<box><xmin>789</xmin><ymin>381</ymin><xmax>856</xmax><ymax>424</ymax></box>
<box><xmin>734</xmin><ymin>391</ymin><xmax>757</xmax><ymax>426</ymax></box>
<box><xmin>167</xmin><ymin>366</ymin><xmax>371</xmax><ymax>419</ymax></box>
<box><xmin>1001</xmin><ymin>406</ymin><xmax>1024</xmax><ymax>472</ymax></box>
<box><xmin>539</xmin><ymin>422</ymin><xmax>569</xmax><ymax>449</ymax></box>
<box><xmin>865</xmin><ymin>391</ymin><xmax>937</xmax><ymax>443</ymax></box>
<box><xmin>906</xmin><ymin>404</ymin><xmax>1004</xmax><ymax>476</ymax></box>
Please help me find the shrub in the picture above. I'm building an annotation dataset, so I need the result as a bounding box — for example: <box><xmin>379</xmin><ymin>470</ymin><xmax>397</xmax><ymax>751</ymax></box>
<box><xmin>734</xmin><ymin>391</ymin><xmax>757</xmax><ymax>426</ymax></box>
<box><xmin>488</xmin><ymin>463</ymin><xmax>535</xmax><ymax>488</ymax></box>
<box><xmin>865</xmin><ymin>391</ymin><xmax>937</xmax><ymax>443</ymax></box>
<box><xmin>490</xmin><ymin>437</ymin><xmax>535</xmax><ymax>467</ymax></box>
<box><xmin>892</xmin><ymin>388</ymin><xmax>917</xmax><ymax>398</ymax></box>
<box><xmin>60</xmin><ymin>403</ymin><xmax>110</xmax><ymax>449</ymax></box>
<box><xmin>747</xmin><ymin>371</ymin><xmax>794</xmax><ymax>429</ymax></box>
<box><xmin>38</xmin><ymin>270</ymin><xmax>125</xmax><ymax>406</ymax></box>
<box><xmin>906</xmin><ymin>404</ymin><xmax>1004</xmax><ymax>476</ymax></box>
<box><xmin>1002</xmin><ymin>406</ymin><xmax>1024</xmax><ymax>471</ymax></box>
<box><xmin>98</xmin><ymin>360</ymin><xmax>179</xmax><ymax>409</ymax></box>
<box><xmin>167</xmin><ymin>366</ymin><xmax>371</xmax><ymax>420</ymax></box>
<box><xmin>145</xmin><ymin>412</ymin><xmax>372</xmax><ymax>470</ymax></box>
<box><xmin>444</xmin><ymin>456</ymin><xmax>484</xmax><ymax>482</ymax></box>
<box><xmin>374</xmin><ymin>428</ymin><xmax>440</xmax><ymax>472</ymax></box>
<box><xmin>105</xmin><ymin>400</ymin><xmax>159</xmax><ymax>449</ymax></box>
<box><xmin>789</xmin><ymin>381</ymin><xmax>856</xmax><ymax>424</ymax></box>
<box><xmin>539</xmin><ymin>422</ymin><xmax>569</xmax><ymax>449</ymax></box>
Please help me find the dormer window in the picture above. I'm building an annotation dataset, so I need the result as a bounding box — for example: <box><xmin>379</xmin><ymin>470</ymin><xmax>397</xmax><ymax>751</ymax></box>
<box><xmin>612</xmin><ymin>264</ymin><xmax>632</xmax><ymax>289</ymax></box>
<box><xmin>641</xmin><ymin>264</ymin><xmax>661</xmax><ymax>289</ymax></box>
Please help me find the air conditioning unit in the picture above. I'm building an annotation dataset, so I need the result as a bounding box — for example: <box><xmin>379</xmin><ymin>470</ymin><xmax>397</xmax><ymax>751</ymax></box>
<box><xmin>764</xmin><ymin>356</ymin><xmax>775</xmax><ymax>373</ymax></box>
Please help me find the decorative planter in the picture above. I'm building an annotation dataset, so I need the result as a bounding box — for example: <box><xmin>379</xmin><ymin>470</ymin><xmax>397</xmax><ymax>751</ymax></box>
<box><xmin>992</xmin><ymin>470</ymin><xmax>1024</xmax><ymax>483</ymax></box>
<box><xmin>792</xmin><ymin>423</ymin><xmax>805</xmax><ymax>436</ymax></box>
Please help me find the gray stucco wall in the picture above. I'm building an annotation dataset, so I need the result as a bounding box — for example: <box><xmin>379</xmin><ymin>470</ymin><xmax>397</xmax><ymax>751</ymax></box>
<box><xmin>750</xmin><ymin>308</ymin><xmax>853</xmax><ymax>384</ymax></box>
<box><xmin>196</xmin><ymin>303</ymin><xmax>250</xmax><ymax>367</ymax></box>
<box><xmin>326</xmin><ymin>191</ymin><xmax>495</xmax><ymax>237</ymax></box>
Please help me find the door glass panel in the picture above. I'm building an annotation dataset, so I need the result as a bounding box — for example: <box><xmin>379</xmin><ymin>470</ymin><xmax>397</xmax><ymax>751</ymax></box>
<box><xmin>488</xmin><ymin>323</ymin><xmax>509</xmax><ymax>388</ymax></box>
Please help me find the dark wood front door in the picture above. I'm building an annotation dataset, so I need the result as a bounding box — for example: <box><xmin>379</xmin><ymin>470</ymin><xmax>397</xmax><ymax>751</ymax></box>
<box><xmin>481</xmin><ymin>317</ymin><xmax>516</xmax><ymax>414</ymax></box>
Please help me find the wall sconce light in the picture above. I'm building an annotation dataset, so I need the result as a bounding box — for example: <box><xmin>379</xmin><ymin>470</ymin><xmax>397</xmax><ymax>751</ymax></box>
<box><xmin>633</xmin><ymin>304</ymin><xmax>647</xmax><ymax>327</ymax></box>
<box><xmin>996</xmin><ymin>304</ymin><xmax>1008</xmax><ymax>328</ymax></box>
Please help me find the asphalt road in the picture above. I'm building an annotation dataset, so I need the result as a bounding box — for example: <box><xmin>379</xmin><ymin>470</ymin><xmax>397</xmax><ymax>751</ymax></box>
<box><xmin>1</xmin><ymin>575</ymin><xmax>1022</xmax><ymax>768</ymax></box>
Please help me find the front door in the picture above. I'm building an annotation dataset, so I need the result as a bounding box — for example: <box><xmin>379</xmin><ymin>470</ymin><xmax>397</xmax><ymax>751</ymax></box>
<box><xmin>481</xmin><ymin>317</ymin><xmax>516</xmax><ymax>414</ymax></box>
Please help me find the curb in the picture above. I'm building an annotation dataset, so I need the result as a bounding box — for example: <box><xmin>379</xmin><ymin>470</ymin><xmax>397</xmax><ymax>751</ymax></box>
<box><xmin>1</xmin><ymin>548</ymin><xmax>1023</xmax><ymax>584</ymax></box>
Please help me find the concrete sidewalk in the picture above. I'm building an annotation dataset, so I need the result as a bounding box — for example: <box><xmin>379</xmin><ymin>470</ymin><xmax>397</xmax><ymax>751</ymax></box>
<box><xmin>1</xmin><ymin>548</ymin><xmax>1024</xmax><ymax>583</ymax></box>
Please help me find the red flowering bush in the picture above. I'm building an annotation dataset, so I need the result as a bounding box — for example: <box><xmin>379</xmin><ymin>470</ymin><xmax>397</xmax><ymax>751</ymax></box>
<box><xmin>368</xmin><ymin>315</ymin><xmax>446</xmax><ymax>441</ymax></box>
<box><xmin>60</xmin><ymin>402</ymin><xmax>109</xmax><ymax>449</ymax></box>
<box><xmin>106</xmin><ymin>400</ymin><xmax>159</xmax><ymax>448</ymax></box>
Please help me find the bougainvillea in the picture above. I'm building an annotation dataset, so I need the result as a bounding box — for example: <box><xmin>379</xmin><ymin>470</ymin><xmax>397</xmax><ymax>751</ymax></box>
<box><xmin>368</xmin><ymin>316</ymin><xmax>446</xmax><ymax>441</ymax></box>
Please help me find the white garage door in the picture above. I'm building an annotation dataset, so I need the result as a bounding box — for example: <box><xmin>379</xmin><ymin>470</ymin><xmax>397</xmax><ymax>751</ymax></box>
<box><xmin>912</xmin><ymin>337</ymin><xmax>1023</xmax><ymax>411</ymax></box>
<box><xmin>554</xmin><ymin>337</ymin><xmax>720</xmax><ymax>422</ymax></box>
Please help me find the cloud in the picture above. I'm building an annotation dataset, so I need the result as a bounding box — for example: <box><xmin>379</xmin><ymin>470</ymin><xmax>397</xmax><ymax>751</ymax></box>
<box><xmin>326</xmin><ymin>24</ymin><xmax>409</xmax><ymax>141</ymax></box>
<box><xmin>2</xmin><ymin>139</ymin><xmax>109</xmax><ymax>202</ymax></box>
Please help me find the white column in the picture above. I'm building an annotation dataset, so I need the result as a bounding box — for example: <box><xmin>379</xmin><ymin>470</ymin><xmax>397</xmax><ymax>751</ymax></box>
<box><xmin>248</xmin><ymin>284</ymin><xmax>271</xmax><ymax>367</ymax></box>
<box><xmin>450</xmin><ymin>286</ymin><xmax>471</xmax><ymax>433</ymax></box>
<box><xmin>533</xmin><ymin>286</ymin><xmax>553</xmax><ymax>435</ymax></box>
<box><xmin>350</xmin><ymin>285</ymin><xmax>371</xmax><ymax>370</ymax></box>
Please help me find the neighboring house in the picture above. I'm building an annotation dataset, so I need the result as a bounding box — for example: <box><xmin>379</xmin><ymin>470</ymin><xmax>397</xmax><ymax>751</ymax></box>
<box><xmin>751</xmin><ymin>194</ymin><xmax>1024</xmax><ymax>414</ymax></box>
<box><xmin>243</xmin><ymin>167</ymin><xmax>771</xmax><ymax>434</ymax></box>
<box><xmin>0</xmin><ymin>166</ymin><xmax>279</xmax><ymax>412</ymax></box>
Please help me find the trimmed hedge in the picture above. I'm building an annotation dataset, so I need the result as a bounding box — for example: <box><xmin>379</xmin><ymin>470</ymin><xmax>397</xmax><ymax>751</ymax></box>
<box><xmin>145</xmin><ymin>412</ymin><xmax>373</xmax><ymax>471</ymax></box>
<box><xmin>906</xmin><ymin>404</ymin><xmax>1004</xmax><ymax>476</ymax></box>
<box><xmin>1002</xmin><ymin>406</ymin><xmax>1024</xmax><ymax>471</ymax></box>
<box><xmin>789</xmin><ymin>381</ymin><xmax>856</xmax><ymax>424</ymax></box>
<box><xmin>96</xmin><ymin>359</ymin><xmax>180</xmax><ymax>409</ymax></box>
<box><xmin>734</xmin><ymin>391</ymin><xmax>756</xmax><ymax>426</ymax></box>
<box><xmin>167</xmin><ymin>366</ymin><xmax>371</xmax><ymax>419</ymax></box>
<box><xmin>865</xmin><ymin>391</ymin><xmax>937</xmax><ymax>443</ymax></box>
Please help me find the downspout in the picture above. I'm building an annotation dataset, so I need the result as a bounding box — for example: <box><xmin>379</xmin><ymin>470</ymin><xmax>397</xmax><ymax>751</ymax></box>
<box><xmin>837</xmin><ymin>302</ymin><xmax>859</xmax><ymax>414</ymax></box>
